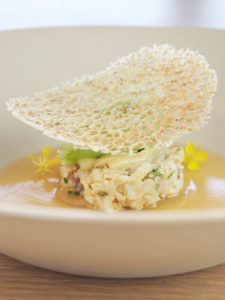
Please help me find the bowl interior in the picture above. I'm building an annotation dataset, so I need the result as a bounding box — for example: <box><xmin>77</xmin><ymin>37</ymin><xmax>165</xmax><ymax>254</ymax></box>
<box><xmin>0</xmin><ymin>26</ymin><xmax>224</xmax><ymax>219</ymax></box>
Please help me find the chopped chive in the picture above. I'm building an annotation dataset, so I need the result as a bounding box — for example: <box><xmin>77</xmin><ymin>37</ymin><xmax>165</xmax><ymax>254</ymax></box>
<box><xmin>123</xmin><ymin>173</ymin><xmax>131</xmax><ymax>176</ymax></box>
<box><xmin>100</xmin><ymin>192</ymin><xmax>108</xmax><ymax>197</ymax></box>
<box><xmin>149</xmin><ymin>168</ymin><xmax>163</xmax><ymax>179</ymax></box>
<box><xmin>63</xmin><ymin>177</ymin><xmax>68</xmax><ymax>184</ymax></box>
<box><xmin>143</xmin><ymin>168</ymin><xmax>163</xmax><ymax>181</ymax></box>
<box><xmin>133</xmin><ymin>145</ymin><xmax>144</xmax><ymax>152</ymax></box>
<box><xmin>176</xmin><ymin>146</ymin><xmax>182</xmax><ymax>152</ymax></box>
<box><xmin>67</xmin><ymin>190</ymin><xmax>80</xmax><ymax>195</ymax></box>
<box><xmin>167</xmin><ymin>171</ymin><xmax>175</xmax><ymax>179</ymax></box>
<box><xmin>137</xmin><ymin>148</ymin><xmax>145</xmax><ymax>152</ymax></box>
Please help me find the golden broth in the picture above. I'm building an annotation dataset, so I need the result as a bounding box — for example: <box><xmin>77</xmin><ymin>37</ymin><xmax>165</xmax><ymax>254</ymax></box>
<box><xmin>0</xmin><ymin>150</ymin><xmax>225</xmax><ymax>210</ymax></box>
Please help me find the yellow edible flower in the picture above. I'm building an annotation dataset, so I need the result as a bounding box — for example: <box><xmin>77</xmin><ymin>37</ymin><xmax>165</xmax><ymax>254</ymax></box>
<box><xmin>184</xmin><ymin>142</ymin><xmax>208</xmax><ymax>171</ymax></box>
<box><xmin>28</xmin><ymin>145</ymin><xmax>60</xmax><ymax>176</ymax></box>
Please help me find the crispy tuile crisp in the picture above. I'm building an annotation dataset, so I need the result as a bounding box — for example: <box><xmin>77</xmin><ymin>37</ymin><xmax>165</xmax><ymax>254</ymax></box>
<box><xmin>7</xmin><ymin>45</ymin><xmax>217</xmax><ymax>153</ymax></box>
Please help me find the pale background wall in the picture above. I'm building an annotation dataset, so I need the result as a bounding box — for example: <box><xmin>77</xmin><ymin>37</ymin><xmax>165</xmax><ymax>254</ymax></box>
<box><xmin>0</xmin><ymin>0</ymin><xmax>225</xmax><ymax>30</ymax></box>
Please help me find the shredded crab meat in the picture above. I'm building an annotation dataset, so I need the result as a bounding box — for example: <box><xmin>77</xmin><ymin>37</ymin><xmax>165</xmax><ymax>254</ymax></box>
<box><xmin>60</xmin><ymin>146</ymin><xmax>184</xmax><ymax>211</ymax></box>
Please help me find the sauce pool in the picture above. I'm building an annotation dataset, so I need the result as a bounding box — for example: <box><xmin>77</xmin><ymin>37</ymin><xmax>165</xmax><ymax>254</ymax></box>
<box><xmin>0</xmin><ymin>150</ymin><xmax>225</xmax><ymax>210</ymax></box>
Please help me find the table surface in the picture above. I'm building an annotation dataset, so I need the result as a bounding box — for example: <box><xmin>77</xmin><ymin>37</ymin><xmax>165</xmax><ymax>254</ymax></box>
<box><xmin>1</xmin><ymin>0</ymin><xmax>225</xmax><ymax>298</ymax></box>
<box><xmin>0</xmin><ymin>254</ymin><xmax>225</xmax><ymax>300</ymax></box>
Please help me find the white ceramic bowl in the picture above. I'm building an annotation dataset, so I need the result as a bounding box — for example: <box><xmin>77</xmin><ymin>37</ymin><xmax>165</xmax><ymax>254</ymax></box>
<box><xmin>0</xmin><ymin>26</ymin><xmax>224</xmax><ymax>278</ymax></box>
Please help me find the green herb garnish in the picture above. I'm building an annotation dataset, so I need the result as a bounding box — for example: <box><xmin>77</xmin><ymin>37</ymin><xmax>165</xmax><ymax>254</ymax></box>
<box><xmin>64</xmin><ymin>177</ymin><xmax>68</xmax><ymax>184</ymax></box>
<box><xmin>167</xmin><ymin>171</ymin><xmax>175</xmax><ymax>179</ymax></box>
<box><xmin>149</xmin><ymin>168</ymin><xmax>163</xmax><ymax>179</ymax></box>
<box><xmin>142</xmin><ymin>168</ymin><xmax>163</xmax><ymax>181</ymax></box>
<box><xmin>100</xmin><ymin>192</ymin><xmax>108</xmax><ymax>197</ymax></box>
<box><xmin>136</xmin><ymin>148</ymin><xmax>145</xmax><ymax>153</ymax></box>
<box><xmin>133</xmin><ymin>145</ymin><xmax>144</xmax><ymax>152</ymax></box>
<box><xmin>67</xmin><ymin>190</ymin><xmax>80</xmax><ymax>195</ymax></box>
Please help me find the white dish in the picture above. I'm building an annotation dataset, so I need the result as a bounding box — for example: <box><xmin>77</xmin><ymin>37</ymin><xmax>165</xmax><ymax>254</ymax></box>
<box><xmin>0</xmin><ymin>26</ymin><xmax>224</xmax><ymax>278</ymax></box>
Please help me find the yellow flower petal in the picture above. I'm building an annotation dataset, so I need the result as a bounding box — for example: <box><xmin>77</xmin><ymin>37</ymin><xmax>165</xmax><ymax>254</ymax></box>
<box><xmin>28</xmin><ymin>145</ymin><xmax>60</xmax><ymax>177</ymax></box>
<box><xmin>183</xmin><ymin>141</ymin><xmax>208</xmax><ymax>171</ymax></box>
<box><xmin>195</xmin><ymin>151</ymin><xmax>208</xmax><ymax>161</ymax></box>
<box><xmin>31</xmin><ymin>160</ymin><xmax>42</xmax><ymax>166</ymax></box>
<box><xmin>46</xmin><ymin>157</ymin><xmax>60</xmax><ymax>166</ymax></box>
<box><xmin>42</xmin><ymin>145</ymin><xmax>51</xmax><ymax>160</ymax></box>
<box><xmin>184</xmin><ymin>142</ymin><xmax>194</xmax><ymax>155</ymax></box>
<box><xmin>187</xmin><ymin>160</ymin><xmax>199</xmax><ymax>171</ymax></box>
<box><xmin>195</xmin><ymin>144</ymin><xmax>201</xmax><ymax>152</ymax></box>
